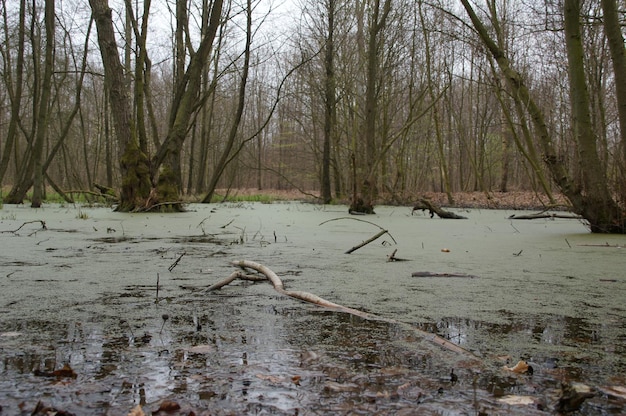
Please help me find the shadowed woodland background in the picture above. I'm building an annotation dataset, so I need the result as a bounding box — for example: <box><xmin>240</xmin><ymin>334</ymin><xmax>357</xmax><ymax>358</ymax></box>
<box><xmin>1</xmin><ymin>0</ymin><xmax>625</xmax><ymax>231</ymax></box>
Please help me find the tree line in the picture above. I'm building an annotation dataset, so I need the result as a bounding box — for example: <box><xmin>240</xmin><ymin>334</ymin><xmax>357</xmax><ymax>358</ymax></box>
<box><xmin>0</xmin><ymin>0</ymin><xmax>624</xmax><ymax>232</ymax></box>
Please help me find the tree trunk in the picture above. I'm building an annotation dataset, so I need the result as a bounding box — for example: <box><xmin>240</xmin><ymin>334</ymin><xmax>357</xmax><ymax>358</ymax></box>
<box><xmin>563</xmin><ymin>0</ymin><xmax>623</xmax><ymax>232</ymax></box>
<box><xmin>201</xmin><ymin>0</ymin><xmax>251</xmax><ymax>203</ymax></box>
<box><xmin>89</xmin><ymin>0</ymin><xmax>152</xmax><ymax>212</ymax></box>
<box><xmin>321</xmin><ymin>0</ymin><xmax>336</xmax><ymax>204</ymax></box>
<box><xmin>155</xmin><ymin>0</ymin><xmax>223</xmax><ymax>208</ymax></box>
<box><xmin>0</xmin><ymin>0</ymin><xmax>26</xmax><ymax>186</ymax></box>
<box><xmin>461</xmin><ymin>0</ymin><xmax>624</xmax><ymax>233</ymax></box>
<box><xmin>601</xmin><ymin>0</ymin><xmax>626</xmax><ymax>203</ymax></box>
<box><xmin>31</xmin><ymin>0</ymin><xmax>55</xmax><ymax>208</ymax></box>
<box><xmin>350</xmin><ymin>0</ymin><xmax>391</xmax><ymax>214</ymax></box>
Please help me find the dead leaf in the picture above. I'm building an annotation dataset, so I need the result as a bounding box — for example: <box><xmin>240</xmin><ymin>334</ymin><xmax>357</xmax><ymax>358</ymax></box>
<box><xmin>34</xmin><ymin>363</ymin><xmax>77</xmax><ymax>379</ymax></box>
<box><xmin>187</xmin><ymin>345</ymin><xmax>213</xmax><ymax>354</ymax></box>
<box><xmin>256</xmin><ymin>374</ymin><xmax>282</xmax><ymax>383</ymax></box>
<box><xmin>504</xmin><ymin>360</ymin><xmax>530</xmax><ymax>374</ymax></box>
<box><xmin>53</xmin><ymin>364</ymin><xmax>77</xmax><ymax>378</ymax></box>
<box><xmin>156</xmin><ymin>401</ymin><xmax>181</xmax><ymax>412</ymax></box>
<box><xmin>127</xmin><ymin>405</ymin><xmax>145</xmax><ymax>416</ymax></box>
<box><xmin>292</xmin><ymin>375</ymin><xmax>301</xmax><ymax>386</ymax></box>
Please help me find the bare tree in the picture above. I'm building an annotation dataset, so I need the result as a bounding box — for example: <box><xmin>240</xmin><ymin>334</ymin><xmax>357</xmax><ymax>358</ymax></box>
<box><xmin>461</xmin><ymin>0</ymin><xmax>624</xmax><ymax>232</ymax></box>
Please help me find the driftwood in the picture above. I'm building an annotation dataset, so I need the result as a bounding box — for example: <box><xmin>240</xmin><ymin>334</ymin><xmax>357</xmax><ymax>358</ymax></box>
<box><xmin>508</xmin><ymin>211</ymin><xmax>582</xmax><ymax>220</ymax></box>
<box><xmin>207</xmin><ymin>260</ymin><xmax>480</xmax><ymax>359</ymax></box>
<box><xmin>412</xmin><ymin>198</ymin><xmax>467</xmax><ymax>219</ymax></box>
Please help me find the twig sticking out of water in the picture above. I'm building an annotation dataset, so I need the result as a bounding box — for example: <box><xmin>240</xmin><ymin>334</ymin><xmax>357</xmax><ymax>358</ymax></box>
<box><xmin>160</xmin><ymin>314</ymin><xmax>169</xmax><ymax>334</ymax></box>
<box><xmin>168</xmin><ymin>253</ymin><xmax>185</xmax><ymax>272</ymax></box>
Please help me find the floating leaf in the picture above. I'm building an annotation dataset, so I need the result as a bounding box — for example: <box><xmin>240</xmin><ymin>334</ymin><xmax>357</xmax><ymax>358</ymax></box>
<box><xmin>504</xmin><ymin>360</ymin><xmax>530</xmax><ymax>374</ymax></box>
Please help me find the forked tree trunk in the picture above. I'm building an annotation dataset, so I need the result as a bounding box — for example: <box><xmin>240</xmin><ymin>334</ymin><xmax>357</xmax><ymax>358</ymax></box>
<box><xmin>90</xmin><ymin>0</ymin><xmax>152</xmax><ymax>212</ymax></box>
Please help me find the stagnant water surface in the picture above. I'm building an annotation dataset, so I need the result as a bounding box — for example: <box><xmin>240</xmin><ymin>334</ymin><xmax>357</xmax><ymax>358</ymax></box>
<box><xmin>0</xmin><ymin>202</ymin><xmax>625</xmax><ymax>415</ymax></box>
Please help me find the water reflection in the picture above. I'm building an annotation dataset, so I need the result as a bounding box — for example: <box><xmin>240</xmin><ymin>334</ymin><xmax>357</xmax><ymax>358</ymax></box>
<box><xmin>0</xmin><ymin>286</ymin><xmax>624</xmax><ymax>415</ymax></box>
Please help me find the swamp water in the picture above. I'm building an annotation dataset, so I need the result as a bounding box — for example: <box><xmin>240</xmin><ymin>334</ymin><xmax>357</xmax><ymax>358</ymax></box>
<box><xmin>0</xmin><ymin>202</ymin><xmax>625</xmax><ymax>415</ymax></box>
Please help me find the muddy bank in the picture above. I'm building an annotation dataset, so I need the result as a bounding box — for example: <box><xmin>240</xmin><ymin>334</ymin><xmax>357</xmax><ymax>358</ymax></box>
<box><xmin>0</xmin><ymin>202</ymin><xmax>625</xmax><ymax>415</ymax></box>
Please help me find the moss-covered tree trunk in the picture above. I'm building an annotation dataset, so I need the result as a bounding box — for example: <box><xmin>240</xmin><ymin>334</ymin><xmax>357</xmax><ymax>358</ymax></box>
<box><xmin>350</xmin><ymin>0</ymin><xmax>391</xmax><ymax>214</ymax></box>
<box><xmin>155</xmin><ymin>0</ymin><xmax>223</xmax><ymax>209</ymax></box>
<box><xmin>90</xmin><ymin>0</ymin><xmax>151</xmax><ymax>212</ymax></box>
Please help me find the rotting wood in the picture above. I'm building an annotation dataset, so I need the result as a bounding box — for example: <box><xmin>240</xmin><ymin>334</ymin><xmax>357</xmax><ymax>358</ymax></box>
<box><xmin>207</xmin><ymin>260</ymin><xmax>480</xmax><ymax>359</ymax></box>
<box><xmin>412</xmin><ymin>198</ymin><xmax>467</xmax><ymax>219</ymax></box>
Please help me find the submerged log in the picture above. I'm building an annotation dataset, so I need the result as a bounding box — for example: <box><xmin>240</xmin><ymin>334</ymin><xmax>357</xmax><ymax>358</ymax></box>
<box><xmin>412</xmin><ymin>198</ymin><xmax>467</xmax><ymax>219</ymax></box>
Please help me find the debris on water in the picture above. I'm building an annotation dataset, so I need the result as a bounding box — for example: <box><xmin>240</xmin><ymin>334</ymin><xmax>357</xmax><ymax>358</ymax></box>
<box><xmin>30</xmin><ymin>401</ymin><xmax>75</xmax><ymax>416</ymax></box>
<box><xmin>34</xmin><ymin>363</ymin><xmax>77</xmax><ymax>379</ymax></box>
<box><xmin>504</xmin><ymin>360</ymin><xmax>533</xmax><ymax>375</ymax></box>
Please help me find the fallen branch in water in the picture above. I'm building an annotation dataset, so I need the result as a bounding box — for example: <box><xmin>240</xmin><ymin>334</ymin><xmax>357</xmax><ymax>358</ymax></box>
<box><xmin>412</xmin><ymin>271</ymin><xmax>478</xmax><ymax>278</ymax></box>
<box><xmin>508</xmin><ymin>211</ymin><xmax>582</xmax><ymax>220</ymax></box>
<box><xmin>207</xmin><ymin>260</ymin><xmax>479</xmax><ymax>359</ymax></box>
<box><xmin>1</xmin><ymin>220</ymin><xmax>47</xmax><ymax>236</ymax></box>
<box><xmin>319</xmin><ymin>217</ymin><xmax>397</xmax><ymax>254</ymax></box>
<box><xmin>412</xmin><ymin>198</ymin><xmax>467</xmax><ymax>219</ymax></box>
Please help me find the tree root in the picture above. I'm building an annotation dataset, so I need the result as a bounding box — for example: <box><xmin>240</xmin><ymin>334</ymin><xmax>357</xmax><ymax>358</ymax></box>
<box><xmin>207</xmin><ymin>260</ymin><xmax>480</xmax><ymax>359</ymax></box>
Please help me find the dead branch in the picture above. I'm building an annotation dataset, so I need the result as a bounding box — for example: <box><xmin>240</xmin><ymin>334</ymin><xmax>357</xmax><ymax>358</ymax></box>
<box><xmin>508</xmin><ymin>211</ymin><xmax>583</xmax><ymax>220</ymax></box>
<box><xmin>387</xmin><ymin>249</ymin><xmax>409</xmax><ymax>262</ymax></box>
<box><xmin>412</xmin><ymin>198</ymin><xmax>467</xmax><ymax>219</ymax></box>
<box><xmin>207</xmin><ymin>260</ymin><xmax>480</xmax><ymax>359</ymax></box>
<box><xmin>168</xmin><ymin>252</ymin><xmax>185</xmax><ymax>272</ymax></box>
<box><xmin>319</xmin><ymin>217</ymin><xmax>397</xmax><ymax>254</ymax></box>
<box><xmin>345</xmin><ymin>229</ymin><xmax>388</xmax><ymax>254</ymax></box>
<box><xmin>64</xmin><ymin>189</ymin><xmax>118</xmax><ymax>201</ymax></box>
<box><xmin>412</xmin><ymin>272</ymin><xmax>478</xmax><ymax>278</ymax></box>
<box><xmin>1</xmin><ymin>220</ymin><xmax>47</xmax><ymax>235</ymax></box>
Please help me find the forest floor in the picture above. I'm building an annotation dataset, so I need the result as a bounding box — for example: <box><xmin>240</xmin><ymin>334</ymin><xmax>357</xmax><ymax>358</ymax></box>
<box><xmin>216</xmin><ymin>188</ymin><xmax>570</xmax><ymax>211</ymax></box>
